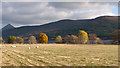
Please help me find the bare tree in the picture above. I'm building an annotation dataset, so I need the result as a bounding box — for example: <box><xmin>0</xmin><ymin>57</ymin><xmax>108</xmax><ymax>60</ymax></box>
<box><xmin>111</xmin><ymin>30</ymin><xmax>120</xmax><ymax>44</ymax></box>
<box><xmin>88</xmin><ymin>34</ymin><xmax>103</xmax><ymax>44</ymax></box>
<box><xmin>64</xmin><ymin>35</ymin><xmax>78</xmax><ymax>44</ymax></box>
<box><xmin>28</xmin><ymin>36</ymin><xmax>37</xmax><ymax>44</ymax></box>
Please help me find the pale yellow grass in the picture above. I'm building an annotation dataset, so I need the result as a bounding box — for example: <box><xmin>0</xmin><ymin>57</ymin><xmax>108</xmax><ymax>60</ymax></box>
<box><xmin>1</xmin><ymin>44</ymin><xmax>118</xmax><ymax>66</ymax></box>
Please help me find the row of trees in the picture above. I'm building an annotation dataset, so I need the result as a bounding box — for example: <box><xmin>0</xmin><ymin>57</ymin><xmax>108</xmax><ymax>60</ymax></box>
<box><xmin>56</xmin><ymin>30</ymin><xmax>103</xmax><ymax>44</ymax></box>
<box><xmin>88</xmin><ymin>34</ymin><xmax>103</xmax><ymax>44</ymax></box>
<box><xmin>4</xmin><ymin>30</ymin><xmax>92</xmax><ymax>44</ymax></box>
<box><xmin>6</xmin><ymin>33</ymin><xmax>48</xmax><ymax>44</ymax></box>
<box><xmin>28</xmin><ymin>33</ymin><xmax>48</xmax><ymax>44</ymax></box>
<box><xmin>56</xmin><ymin>30</ymin><xmax>88</xmax><ymax>44</ymax></box>
<box><xmin>0</xmin><ymin>30</ymin><xmax>119</xmax><ymax>44</ymax></box>
<box><xmin>0</xmin><ymin>30</ymin><xmax>103</xmax><ymax>44</ymax></box>
<box><xmin>7</xmin><ymin>36</ymin><xmax>24</xmax><ymax>44</ymax></box>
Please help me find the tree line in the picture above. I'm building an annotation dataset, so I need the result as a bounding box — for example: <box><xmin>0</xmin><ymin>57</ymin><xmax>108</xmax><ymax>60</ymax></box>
<box><xmin>56</xmin><ymin>30</ymin><xmax>103</xmax><ymax>44</ymax></box>
<box><xmin>0</xmin><ymin>30</ymin><xmax>119</xmax><ymax>44</ymax></box>
<box><xmin>56</xmin><ymin>30</ymin><xmax>120</xmax><ymax>44</ymax></box>
<box><xmin>0</xmin><ymin>33</ymin><xmax>48</xmax><ymax>44</ymax></box>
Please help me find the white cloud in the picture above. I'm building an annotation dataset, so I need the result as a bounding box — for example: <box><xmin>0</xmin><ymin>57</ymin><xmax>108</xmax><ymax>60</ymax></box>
<box><xmin>2</xmin><ymin>2</ymin><xmax>117</xmax><ymax>27</ymax></box>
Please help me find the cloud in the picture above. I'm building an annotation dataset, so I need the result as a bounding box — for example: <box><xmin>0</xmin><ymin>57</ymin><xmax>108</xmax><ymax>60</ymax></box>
<box><xmin>2</xmin><ymin>2</ymin><xmax>117</xmax><ymax>27</ymax></box>
<box><xmin>49</xmin><ymin>2</ymin><xmax>113</xmax><ymax>10</ymax></box>
<box><xmin>0</xmin><ymin>2</ymin><xmax>2</xmax><ymax>28</ymax></box>
<box><xmin>2</xmin><ymin>0</ymin><xmax>120</xmax><ymax>2</ymax></box>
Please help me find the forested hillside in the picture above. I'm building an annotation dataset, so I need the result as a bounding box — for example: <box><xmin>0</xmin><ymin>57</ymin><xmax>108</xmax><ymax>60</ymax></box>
<box><xmin>2</xmin><ymin>16</ymin><xmax>119</xmax><ymax>41</ymax></box>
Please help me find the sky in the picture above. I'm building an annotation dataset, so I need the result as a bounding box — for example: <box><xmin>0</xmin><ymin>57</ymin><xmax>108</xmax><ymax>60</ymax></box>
<box><xmin>2</xmin><ymin>2</ymin><xmax>118</xmax><ymax>28</ymax></box>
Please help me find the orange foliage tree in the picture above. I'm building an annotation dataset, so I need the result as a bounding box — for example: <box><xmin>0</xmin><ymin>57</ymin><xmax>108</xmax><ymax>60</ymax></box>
<box><xmin>38</xmin><ymin>33</ymin><xmax>48</xmax><ymax>44</ymax></box>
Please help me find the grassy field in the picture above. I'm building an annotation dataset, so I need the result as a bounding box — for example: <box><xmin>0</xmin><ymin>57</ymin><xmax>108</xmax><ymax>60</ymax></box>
<box><xmin>1</xmin><ymin>44</ymin><xmax>118</xmax><ymax>66</ymax></box>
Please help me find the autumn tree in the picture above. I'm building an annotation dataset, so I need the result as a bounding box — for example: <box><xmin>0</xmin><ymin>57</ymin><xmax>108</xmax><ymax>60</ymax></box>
<box><xmin>78</xmin><ymin>30</ymin><xmax>88</xmax><ymax>44</ymax></box>
<box><xmin>7</xmin><ymin>36</ymin><xmax>16</xmax><ymax>44</ymax></box>
<box><xmin>64</xmin><ymin>35</ymin><xmax>78</xmax><ymax>44</ymax></box>
<box><xmin>111</xmin><ymin>30</ymin><xmax>120</xmax><ymax>44</ymax></box>
<box><xmin>28</xmin><ymin>40</ymin><xmax>31</xmax><ymax>44</ymax></box>
<box><xmin>88</xmin><ymin>34</ymin><xmax>103</xmax><ymax>44</ymax></box>
<box><xmin>94</xmin><ymin>37</ymin><xmax>103</xmax><ymax>44</ymax></box>
<box><xmin>0</xmin><ymin>37</ymin><xmax>4</xmax><ymax>44</ymax></box>
<box><xmin>28</xmin><ymin>36</ymin><xmax>37</xmax><ymax>44</ymax></box>
<box><xmin>16</xmin><ymin>37</ymin><xmax>24</xmax><ymax>44</ymax></box>
<box><xmin>70</xmin><ymin>35</ymin><xmax>79</xmax><ymax>44</ymax></box>
<box><xmin>64</xmin><ymin>35</ymin><xmax>71</xmax><ymax>43</ymax></box>
<box><xmin>89</xmin><ymin>34</ymin><xmax>96</xmax><ymax>39</ymax></box>
<box><xmin>56</xmin><ymin>35</ymin><xmax>62</xmax><ymax>43</ymax></box>
<box><xmin>89</xmin><ymin>34</ymin><xmax>97</xmax><ymax>44</ymax></box>
<box><xmin>38</xmin><ymin>33</ymin><xmax>48</xmax><ymax>44</ymax></box>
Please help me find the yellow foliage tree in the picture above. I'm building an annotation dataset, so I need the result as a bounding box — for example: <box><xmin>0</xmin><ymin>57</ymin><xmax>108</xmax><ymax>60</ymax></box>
<box><xmin>38</xmin><ymin>33</ymin><xmax>48</xmax><ymax>44</ymax></box>
<box><xmin>78</xmin><ymin>30</ymin><xmax>88</xmax><ymax>44</ymax></box>
<box><xmin>7</xmin><ymin>36</ymin><xmax>16</xmax><ymax>44</ymax></box>
<box><xmin>0</xmin><ymin>37</ymin><xmax>4</xmax><ymax>44</ymax></box>
<box><xmin>56</xmin><ymin>35</ymin><xmax>62</xmax><ymax>43</ymax></box>
<box><xmin>16</xmin><ymin>37</ymin><xmax>24</xmax><ymax>44</ymax></box>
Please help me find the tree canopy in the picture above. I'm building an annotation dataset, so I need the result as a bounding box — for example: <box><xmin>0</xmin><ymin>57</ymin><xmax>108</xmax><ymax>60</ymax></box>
<box><xmin>78</xmin><ymin>30</ymin><xmax>88</xmax><ymax>44</ymax></box>
<box><xmin>38</xmin><ymin>33</ymin><xmax>48</xmax><ymax>44</ymax></box>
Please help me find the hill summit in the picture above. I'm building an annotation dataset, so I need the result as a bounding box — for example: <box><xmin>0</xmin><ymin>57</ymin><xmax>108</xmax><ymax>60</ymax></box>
<box><xmin>2</xmin><ymin>24</ymin><xmax>15</xmax><ymax>31</ymax></box>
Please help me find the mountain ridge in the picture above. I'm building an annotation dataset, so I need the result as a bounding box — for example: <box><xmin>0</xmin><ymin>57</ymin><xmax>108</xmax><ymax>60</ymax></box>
<box><xmin>2</xmin><ymin>16</ymin><xmax>119</xmax><ymax>41</ymax></box>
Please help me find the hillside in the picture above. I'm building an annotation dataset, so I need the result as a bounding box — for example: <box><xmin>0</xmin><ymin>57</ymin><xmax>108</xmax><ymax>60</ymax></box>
<box><xmin>2</xmin><ymin>16</ymin><xmax>119</xmax><ymax>41</ymax></box>
<box><xmin>2</xmin><ymin>24</ymin><xmax>15</xmax><ymax>31</ymax></box>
